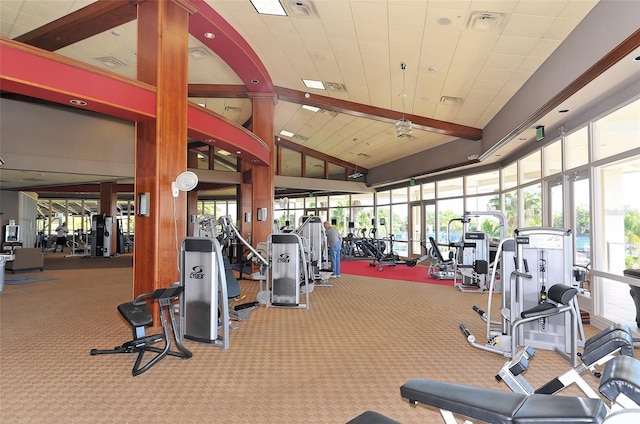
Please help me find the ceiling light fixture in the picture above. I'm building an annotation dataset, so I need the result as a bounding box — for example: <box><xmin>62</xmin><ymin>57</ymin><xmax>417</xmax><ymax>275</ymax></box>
<box><xmin>250</xmin><ymin>0</ymin><xmax>287</xmax><ymax>16</ymax></box>
<box><xmin>70</xmin><ymin>99</ymin><xmax>87</xmax><ymax>106</ymax></box>
<box><xmin>302</xmin><ymin>79</ymin><xmax>325</xmax><ymax>90</ymax></box>
<box><xmin>301</xmin><ymin>105</ymin><xmax>320</xmax><ymax>112</ymax></box>
<box><xmin>396</xmin><ymin>62</ymin><xmax>413</xmax><ymax>138</ymax></box>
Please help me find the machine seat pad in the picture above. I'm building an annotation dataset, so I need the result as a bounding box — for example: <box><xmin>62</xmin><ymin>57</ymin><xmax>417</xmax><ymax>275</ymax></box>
<box><xmin>599</xmin><ymin>355</ymin><xmax>640</xmax><ymax>405</ymax></box>
<box><xmin>581</xmin><ymin>329</ymin><xmax>634</xmax><ymax>366</ymax></box>
<box><xmin>521</xmin><ymin>302</ymin><xmax>558</xmax><ymax>319</ymax></box>
<box><xmin>547</xmin><ymin>284</ymin><xmax>578</xmax><ymax>304</ymax></box>
<box><xmin>584</xmin><ymin>323</ymin><xmax>632</xmax><ymax>350</ymax></box>
<box><xmin>400</xmin><ymin>378</ymin><xmax>606</xmax><ymax>424</ymax></box>
<box><xmin>117</xmin><ymin>302</ymin><xmax>153</xmax><ymax>328</ymax></box>
<box><xmin>346</xmin><ymin>411</ymin><xmax>400</xmax><ymax>424</ymax></box>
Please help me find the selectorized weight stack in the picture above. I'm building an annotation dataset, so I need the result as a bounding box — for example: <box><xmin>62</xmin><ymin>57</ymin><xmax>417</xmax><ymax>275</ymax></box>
<box><xmin>180</xmin><ymin>237</ymin><xmax>230</xmax><ymax>349</ymax></box>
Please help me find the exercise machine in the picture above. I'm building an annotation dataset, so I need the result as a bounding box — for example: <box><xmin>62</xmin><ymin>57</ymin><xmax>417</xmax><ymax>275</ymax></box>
<box><xmin>295</xmin><ymin>215</ymin><xmax>332</xmax><ymax>286</ymax></box>
<box><xmin>90</xmin><ymin>286</ymin><xmax>192</xmax><ymax>376</ymax></box>
<box><xmin>427</xmin><ymin>237</ymin><xmax>457</xmax><ymax>280</ymax></box>
<box><xmin>461</xmin><ymin>227</ymin><xmax>585</xmax><ymax>366</ymax></box>
<box><xmin>180</xmin><ymin>237</ymin><xmax>230</xmax><ymax>349</ymax></box>
<box><xmin>264</xmin><ymin>232</ymin><xmax>311</xmax><ymax>309</ymax></box>
<box><xmin>369</xmin><ymin>218</ymin><xmax>414</xmax><ymax>271</ymax></box>
<box><xmin>497</xmin><ymin>323</ymin><xmax>635</xmax><ymax>396</ymax></box>
<box><xmin>90</xmin><ymin>214</ymin><xmax>112</xmax><ymax>257</ymax></box>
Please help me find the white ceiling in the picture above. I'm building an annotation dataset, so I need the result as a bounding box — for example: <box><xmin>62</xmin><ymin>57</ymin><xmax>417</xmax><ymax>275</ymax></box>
<box><xmin>0</xmin><ymin>0</ymin><xmax>637</xmax><ymax>193</ymax></box>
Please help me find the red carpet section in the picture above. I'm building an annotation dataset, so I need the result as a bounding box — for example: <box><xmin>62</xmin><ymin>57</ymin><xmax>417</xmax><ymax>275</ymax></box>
<box><xmin>340</xmin><ymin>260</ymin><xmax>454</xmax><ymax>286</ymax></box>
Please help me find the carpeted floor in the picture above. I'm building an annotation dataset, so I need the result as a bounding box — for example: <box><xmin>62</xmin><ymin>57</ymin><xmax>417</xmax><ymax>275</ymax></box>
<box><xmin>1</xmin><ymin>253</ymin><xmax>610</xmax><ymax>423</ymax></box>
<box><xmin>340</xmin><ymin>259</ymin><xmax>453</xmax><ymax>286</ymax></box>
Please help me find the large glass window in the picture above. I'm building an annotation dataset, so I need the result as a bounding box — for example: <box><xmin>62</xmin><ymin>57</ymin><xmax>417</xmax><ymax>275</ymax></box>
<box><xmin>350</xmin><ymin>193</ymin><xmax>374</xmax><ymax>232</ymax></box>
<box><xmin>391</xmin><ymin>203</ymin><xmax>409</xmax><ymax>257</ymax></box>
<box><xmin>280</xmin><ymin>147</ymin><xmax>302</xmax><ymax>177</ymax></box>
<box><xmin>597</xmin><ymin>156</ymin><xmax>640</xmax><ymax>273</ymax></box>
<box><xmin>520</xmin><ymin>151</ymin><xmax>541</xmax><ymax>185</ymax></box>
<box><xmin>422</xmin><ymin>182</ymin><xmax>435</xmax><ymax>200</ymax></box>
<box><xmin>543</xmin><ymin>139</ymin><xmax>562</xmax><ymax>176</ymax></box>
<box><xmin>409</xmin><ymin>184</ymin><xmax>421</xmax><ymax>202</ymax></box>
<box><xmin>305</xmin><ymin>156</ymin><xmax>325</xmax><ymax>178</ymax></box>
<box><xmin>565</xmin><ymin>126</ymin><xmax>589</xmax><ymax>170</ymax></box>
<box><xmin>466</xmin><ymin>170</ymin><xmax>499</xmax><ymax>195</ymax></box>
<box><xmin>437</xmin><ymin>177</ymin><xmax>463</xmax><ymax>198</ymax></box>
<box><xmin>503</xmin><ymin>190</ymin><xmax>518</xmax><ymax>234</ymax></box>
<box><xmin>521</xmin><ymin>183</ymin><xmax>542</xmax><ymax>227</ymax></box>
<box><xmin>502</xmin><ymin>162</ymin><xmax>518</xmax><ymax>190</ymax></box>
<box><xmin>593</xmin><ymin>99</ymin><xmax>640</xmax><ymax>161</ymax></box>
<box><xmin>328</xmin><ymin>163</ymin><xmax>345</xmax><ymax>181</ymax></box>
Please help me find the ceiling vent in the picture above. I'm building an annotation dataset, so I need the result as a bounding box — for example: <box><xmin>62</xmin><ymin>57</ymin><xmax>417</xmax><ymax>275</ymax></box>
<box><xmin>325</xmin><ymin>82</ymin><xmax>347</xmax><ymax>92</ymax></box>
<box><xmin>357</xmin><ymin>153</ymin><xmax>371</xmax><ymax>159</ymax></box>
<box><xmin>224</xmin><ymin>106</ymin><xmax>241</xmax><ymax>112</ymax></box>
<box><xmin>188</xmin><ymin>47</ymin><xmax>210</xmax><ymax>59</ymax></box>
<box><xmin>467</xmin><ymin>12</ymin><xmax>504</xmax><ymax>32</ymax></box>
<box><xmin>94</xmin><ymin>56</ymin><xmax>126</xmax><ymax>68</ymax></box>
<box><xmin>293</xmin><ymin>134</ymin><xmax>308</xmax><ymax>142</ymax></box>
<box><xmin>319</xmin><ymin>109</ymin><xmax>338</xmax><ymax>118</ymax></box>
<box><xmin>440</xmin><ymin>96</ymin><xmax>463</xmax><ymax>106</ymax></box>
<box><xmin>284</xmin><ymin>1</ymin><xmax>318</xmax><ymax>17</ymax></box>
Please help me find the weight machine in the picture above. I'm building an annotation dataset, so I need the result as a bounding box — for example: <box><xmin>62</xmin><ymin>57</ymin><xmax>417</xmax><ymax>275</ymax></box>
<box><xmin>460</xmin><ymin>227</ymin><xmax>585</xmax><ymax>366</ymax></box>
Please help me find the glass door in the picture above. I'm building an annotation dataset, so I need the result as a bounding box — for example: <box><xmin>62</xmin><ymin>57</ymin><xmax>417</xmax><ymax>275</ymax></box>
<box><xmin>410</xmin><ymin>203</ymin><xmax>421</xmax><ymax>257</ymax></box>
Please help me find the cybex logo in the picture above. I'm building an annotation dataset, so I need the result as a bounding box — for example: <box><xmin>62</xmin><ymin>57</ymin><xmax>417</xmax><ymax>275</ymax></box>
<box><xmin>277</xmin><ymin>253</ymin><xmax>290</xmax><ymax>263</ymax></box>
<box><xmin>190</xmin><ymin>265</ymin><xmax>205</xmax><ymax>279</ymax></box>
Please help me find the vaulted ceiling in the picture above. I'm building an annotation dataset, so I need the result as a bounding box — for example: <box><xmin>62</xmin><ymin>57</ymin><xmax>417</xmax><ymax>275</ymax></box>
<box><xmin>1</xmin><ymin>0</ymin><xmax>639</xmax><ymax>194</ymax></box>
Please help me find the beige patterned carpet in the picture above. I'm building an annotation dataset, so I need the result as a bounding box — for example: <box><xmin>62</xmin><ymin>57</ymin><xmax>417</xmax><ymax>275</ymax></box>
<box><xmin>1</xmin><ymin>253</ymin><xmax>609</xmax><ymax>423</ymax></box>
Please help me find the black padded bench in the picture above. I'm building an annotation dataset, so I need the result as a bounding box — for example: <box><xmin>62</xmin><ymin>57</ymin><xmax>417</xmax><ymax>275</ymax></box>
<box><xmin>599</xmin><ymin>354</ymin><xmax>640</xmax><ymax>407</ymax></box>
<box><xmin>346</xmin><ymin>411</ymin><xmax>400</xmax><ymax>424</ymax></box>
<box><xmin>400</xmin><ymin>378</ymin><xmax>607</xmax><ymax>424</ymax></box>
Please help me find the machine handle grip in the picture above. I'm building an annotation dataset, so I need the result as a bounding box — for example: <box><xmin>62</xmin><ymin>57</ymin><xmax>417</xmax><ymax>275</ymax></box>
<box><xmin>473</xmin><ymin>306</ymin><xmax>486</xmax><ymax>317</ymax></box>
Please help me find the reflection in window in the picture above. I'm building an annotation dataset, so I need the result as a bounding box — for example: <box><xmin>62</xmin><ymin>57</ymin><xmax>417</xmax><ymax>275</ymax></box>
<box><xmin>466</xmin><ymin>171</ymin><xmax>499</xmax><ymax>195</ymax></box>
<box><xmin>328</xmin><ymin>163</ymin><xmax>346</xmax><ymax>181</ymax></box>
<box><xmin>437</xmin><ymin>177</ymin><xmax>463</xmax><ymax>198</ymax></box>
<box><xmin>502</xmin><ymin>162</ymin><xmax>517</xmax><ymax>190</ymax></box>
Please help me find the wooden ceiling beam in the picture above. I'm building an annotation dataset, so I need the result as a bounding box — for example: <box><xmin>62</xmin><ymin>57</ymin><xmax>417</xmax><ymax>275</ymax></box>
<box><xmin>14</xmin><ymin>0</ymin><xmax>138</xmax><ymax>51</ymax></box>
<box><xmin>275</xmin><ymin>86</ymin><xmax>483</xmax><ymax>141</ymax></box>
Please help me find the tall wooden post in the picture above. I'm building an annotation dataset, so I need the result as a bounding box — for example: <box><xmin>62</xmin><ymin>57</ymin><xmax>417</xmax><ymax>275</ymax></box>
<box><xmin>240</xmin><ymin>93</ymin><xmax>276</xmax><ymax>246</ymax></box>
<box><xmin>133</xmin><ymin>1</ymin><xmax>195</xmax><ymax>305</ymax></box>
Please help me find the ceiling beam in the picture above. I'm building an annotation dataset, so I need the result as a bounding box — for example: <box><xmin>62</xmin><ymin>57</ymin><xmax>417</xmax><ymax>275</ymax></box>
<box><xmin>275</xmin><ymin>87</ymin><xmax>483</xmax><ymax>141</ymax></box>
<box><xmin>14</xmin><ymin>0</ymin><xmax>138</xmax><ymax>51</ymax></box>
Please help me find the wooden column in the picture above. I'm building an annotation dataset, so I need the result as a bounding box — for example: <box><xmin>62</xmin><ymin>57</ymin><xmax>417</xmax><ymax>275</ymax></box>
<box><xmin>133</xmin><ymin>0</ymin><xmax>194</xmax><ymax>302</ymax></box>
<box><xmin>241</xmin><ymin>93</ymin><xmax>276</xmax><ymax>246</ymax></box>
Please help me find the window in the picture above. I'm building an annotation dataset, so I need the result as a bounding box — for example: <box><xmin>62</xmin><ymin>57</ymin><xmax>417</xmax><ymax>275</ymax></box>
<box><xmin>305</xmin><ymin>156</ymin><xmax>325</xmax><ymax>178</ymax></box>
<box><xmin>543</xmin><ymin>139</ymin><xmax>562</xmax><ymax>176</ymax></box>
<box><xmin>521</xmin><ymin>183</ymin><xmax>542</xmax><ymax>227</ymax></box>
<box><xmin>466</xmin><ymin>171</ymin><xmax>499</xmax><ymax>195</ymax></box>
<box><xmin>565</xmin><ymin>126</ymin><xmax>589</xmax><ymax>170</ymax></box>
<box><xmin>520</xmin><ymin>151</ymin><xmax>541</xmax><ymax>185</ymax></box>
<box><xmin>593</xmin><ymin>98</ymin><xmax>640</xmax><ymax>161</ymax></box>
<box><xmin>437</xmin><ymin>177</ymin><xmax>463</xmax><ymax>198</ymax></box>
<box><xmin>280</xmin><ymin>147</ymin><xmax>302</xmax><ymax>177</ymax></box>
<box><xmin>422</xmin><ymin>182</ymin><xmax>435</xmax><ymax>200</ymax></box>
<box><xmin>328</xmin><ymin>163</ymin><xmax>346</xmax><ymax>181</ymax></box>
<box><xmin>502</xmin><ymin>162</ymin><xmax>518</xmax><ymax>190</ymax></box>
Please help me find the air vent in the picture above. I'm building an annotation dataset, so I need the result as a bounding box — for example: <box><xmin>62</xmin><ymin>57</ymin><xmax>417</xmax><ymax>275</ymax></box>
<box><xmin>325</xmin><ymin>82</ymin><xmax>347</xmax><ymax>92</ymax></box>
<box><xmin>293</xmin><ymin>134</ymin><xmax>308</xmax><ymax>142</ymax></box>
<box><xmin>440</xmin><ymin>96</ymin><xmax>463</xmax><ymax>106</ymax></box>
<box><xmin>188</xmin><ymin>47</ymin><xmax>210</xmax><ymax>59</ymax></box>
<box><xmin>357</xmin><ymin>153</ymin><xmax>371</xmax><ymax>159</ymax></box>
<box><xmin>284</xmin><ymin>1</ymin><xmax>318</xmax><ymax>17</ymax></box>
<box><xmin>467</xmin><ymin>12</ymin><xmax>504</xmax><ymax>32</ymax></box>
<box><xmin>319</xmin><ymin>109</ymin><xmax>338</xmax><ymax>117</ymax></box>
<box><xmin>94</xmin><ymin>56</ymin><xmax>126</xmax><ymax>68</ymax></box>
<box><xmin>224</xmin><ymin>106</ymin><xmax>241</xmax><ymax>112</ymax></box>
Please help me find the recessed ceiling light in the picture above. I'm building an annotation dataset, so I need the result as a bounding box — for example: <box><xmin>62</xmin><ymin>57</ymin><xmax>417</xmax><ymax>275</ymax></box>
<box><xmin>280</xmin><ymin>130</ymin><xmax>294</xmax><ymax>137</ymax></box>
<box><xmin>70</xmin><ymin>99</ymin><xmax>87</xmax><ymax>106</ymax></box>
<box><xmin>301</xmin><ymin>105</ymin><xmax>320</xmax><ymax>112</ymax></box>
<box><xmin>438</xmin><ymin>17</ymin><xmax>452</xmax><ymax>26</ymax></box>
<box><xmin>251</xmin><ymin>79</ymin><xmax>259</xmax><ymax>84</ymax></box>
<box><xmin>634</xmin><ymin>55</ymin><xmax>640</xmax><ymax>61</ymax></box>
<box><xmin>558</xmin><ymin>109</ymin><xmax>570</xmax><ymax>113</ymax></box>
<box><xmin>236</xmin><ymin>151</ymin><xmax>242</xmax><ymax>155</ymax></box>
<box><xmin>204</xmin><ymin>32</ymin><xmax>215</xmax><ymax>39</ymax></box>
<box><xmin>302</xmin><ymin>79</ymin><xmax>325</xmax><ymax>90</ymax></box>
<box><xmin>250</xmin><ymin>0</ymin><xmax>287</xmax><ymax>16</ymax></box>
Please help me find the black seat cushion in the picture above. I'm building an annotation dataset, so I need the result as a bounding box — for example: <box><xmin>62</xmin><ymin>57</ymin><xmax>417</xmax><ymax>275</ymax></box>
<box><xmin>117</xmin><ymin>301</ymin><xmax>153</xmax><ymax>328</ymax></box>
